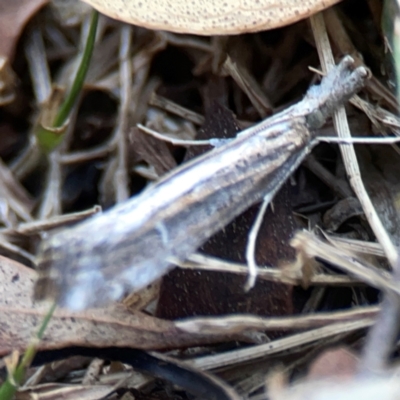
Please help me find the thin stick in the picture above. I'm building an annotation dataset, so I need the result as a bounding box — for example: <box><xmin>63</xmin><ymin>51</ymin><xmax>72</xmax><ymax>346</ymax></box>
<box><xmin>360</xmin><ymin>260</ymin><xmax>400</xmax><ymax>373</ymax></box>
<box><xmin>138</xmin><ymin>124</ymin><xmax>213</xmax><ymax>146</ymax></box>
<box><xmin>245</xmin><ymin>194</ymin><xmax>271</xmax><ymax>290</ymax></box>
<box><xmin>113</xmin><ymin>25</ymin><xmax>132</xmax><ymax>202</ymax></box>
<box><xmin>310</xmin><ymin>12</ymin><xmax>398</xmax><ymax>267</ymax></box>
<box><xmin>357</xmin><ymin>16</ymin><xmax>400</xmax><ymax>374</ymax></box>
<box><xmin>185</xmin><ymin>319</ymin><xmax>373</xmax><ymax>370</ymax></box>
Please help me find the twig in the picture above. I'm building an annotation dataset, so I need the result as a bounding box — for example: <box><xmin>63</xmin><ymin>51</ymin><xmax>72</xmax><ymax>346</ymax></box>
<box><xmin>184</xmin><ymin>319</ymin><xmax>374</xmax><ymax>370</ymax></box>
<box><xmin>357</xmin><ymin>14</ymin><xmax>400</xmax><ymax>374</ymax></box>
<box><xmin>112</xmin><ymin>25</ymin><xmax>132</xmax><ymax>202</ymax></box>
<box><xmin>178</xmin><ymin>252</ymin><xmax>365</xmax><ymax>286</ymax></box>
<box><xmin>359</xmin><ymin>255</ymin><xmax>400</xmax><ymax>373</ymax></box>
<box><xmin>176</xmin><ymin>306</ymin><xmax>379</xmax><ymax>335</ymax></box>
<box><xmin>1</xmin><ymin>206</ymin><xmax>101</xmax><ymax>235</ymax></box>
<box><xmin>24</xmin><ymin>24</ymin><xmax>52</xmax><ymax>105</ymax></box>
<box><xmin>149</xmin><ymin>93</ymin><xmax>205</xmax><ymax>125</ymax></box>
<box><xmin>310</xmin><ymin>12</ymin><xmax>398</xmax><ymax>267</ymax></box>
<box><xmin>290</xmin><ymin>231</ymin><xmax>399</xmax><ymax>295</ymax></box>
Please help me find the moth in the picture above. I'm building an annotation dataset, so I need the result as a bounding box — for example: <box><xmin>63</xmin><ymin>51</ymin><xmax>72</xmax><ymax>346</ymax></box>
<box><xmin>35</xmin><ymin>56</ymin><xmax>367</xmax><ymax>310</ymax></box>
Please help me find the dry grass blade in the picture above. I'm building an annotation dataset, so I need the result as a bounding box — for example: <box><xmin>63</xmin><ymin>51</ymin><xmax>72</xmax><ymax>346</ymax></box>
<box><xmin>186</xmin><ymin>319</ymin><xmax>374</xmax><ymax>370</ymax></box>
<box><xmin>0</xmin><ymin>206</ymin><xmax>101</xmax><ymax>235</ymax></box>
<box><xmin>176</xmin><ymin>306</ymin><xmax>379</xmax><ymax>334</ymax></box>
<box><xmin>290</xmin><ymin>231</ymin><xmax>399</xmax><ymax>295</ymax></box>
<box><xmin>310</xmin><ymin>13</ymin><xmax>398</xmax><ymax>267</ymax></box>
<box><xmin>16</xmin><ymin>383</ymin><xmax>115</xmax><ymax>400</ymax></box>
<box><xmin>177</xmin><ymin>253</ymin><xmax>365</xmax><ymax>286</ymax></box>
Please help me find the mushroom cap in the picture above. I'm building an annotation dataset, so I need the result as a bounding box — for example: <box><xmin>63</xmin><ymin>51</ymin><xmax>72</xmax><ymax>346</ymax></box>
<box><xmin>81</xmin><ymin>0</ymin><xmax>342</xmax><ymax>35</ymax></box>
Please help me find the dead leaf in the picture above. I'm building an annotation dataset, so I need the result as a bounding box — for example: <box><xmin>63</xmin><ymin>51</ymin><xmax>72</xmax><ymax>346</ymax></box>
<box><xmin>0</xmin><ymin>253</ymin><xmax>375</xmax><ymax>356</ymax></box>
<box><xmin>80</xmin><ymin>0</ymin><xmax>343</xmax><ymax>35</ymax></box>
<box><xmin>0</xmin><ymin>255</ymin><xmax>245</xmax><ymax>355</ymax></box>
<box><xmin>0</xmin><ymin>0</ymin><xmax>49</xmax><ymax>60</ymax></box>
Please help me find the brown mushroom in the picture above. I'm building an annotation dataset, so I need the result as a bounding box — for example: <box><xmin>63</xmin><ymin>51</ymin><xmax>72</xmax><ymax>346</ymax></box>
<box><xmin>80</xmin><ymin>0</ymin><xmax>342</xmax><ymax>35</ymax></box>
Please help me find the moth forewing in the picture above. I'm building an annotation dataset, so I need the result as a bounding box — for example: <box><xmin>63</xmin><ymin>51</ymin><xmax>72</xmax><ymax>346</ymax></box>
<box><xmin>36</xmin><ymin>118</ymin><xmax>311</xmax><ymax>309</ymax></box>
<box><xmin>35</xmin><ymin>57</ymin><xmax>368</xmax><ymax>310</ymax></box>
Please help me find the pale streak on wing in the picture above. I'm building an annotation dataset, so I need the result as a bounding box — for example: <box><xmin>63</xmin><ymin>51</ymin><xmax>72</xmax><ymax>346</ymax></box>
<box><xmin>36</xmin><ymin>120</ymin><xmax>310</xmax><ymax>310</ymax></box>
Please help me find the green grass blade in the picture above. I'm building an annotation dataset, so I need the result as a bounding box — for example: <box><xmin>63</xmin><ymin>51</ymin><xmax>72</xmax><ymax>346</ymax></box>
<box><xmin>36</xmin><ymin>10</ymin><xmax>99</xmax><ymax>153</ymax></box>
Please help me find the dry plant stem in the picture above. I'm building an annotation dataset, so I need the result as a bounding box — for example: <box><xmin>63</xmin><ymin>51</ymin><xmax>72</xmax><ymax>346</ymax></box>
<box><xmin>82</xmin><ymin>358</ymin><xmax>104</xmax><ymax>385</ymax></box>
<box><xmin>149</xmin><ymin>93</ymin><xmax>205</xmax><ymax>125</ymax></box>
<box><xmin>129</xmin><ymin>35</ymin><xmax>166</xmax><ymax>123</ymax></box>
<box><xmin>158</xmin><ymin>31</ymin><xmax>212</xmax><ymax>52</ymax></box>
<box><xmin>310</xmin><ymin>12</ymin><xmax>398</xmax><ymax>267</ymax></box>
<box><xmin>359</xmin><ymin>18</ymin><xmax>400</xmax><ymax>376</ymax></box>
<box><xmin>132</xmin><ymin>164</ymin><xmax>159</xmax><ymax>180</ymax></box>
<box><xmin>324</xmin><ymin>233</ymin><xmax>386</xmax><ymax>258</ymax></box>
<box><xmin>291</xmin><ymin>231</ymin><xmax>399</xmax><ymax>295</ymax></box>
<box><xmin>58</xmin><ymin>143</ymin><xmax>112</xmax><ymax>164</ymax></box>
<box><xmin>348</xmin><ymin>96</ymin><xmax>400</xmax><ymax>156</ymax></box>
<box><xmin>10</xmin><ymin>136</ymin><xmax>42</xmax><ymax>181</ymax></box>
<box><xmin>18</xmin><ymin>384</ymin><xmax>114</xmax><ymax>399</ymax></box>
<box><xmin>138</xmin><ymin>125</ymin><xmax>212</xmax><ymax>146</ymax></box>
<box><xmin>112</xmin><ymin>25</ymin><xmax>132</xmax><ymax>202</ymax></box>
<box><xmin>180</xmin><ymin>253</ymin><xmax>362</xmax><ymax>285</ymax></box>
<box><xmin>185</xmin><ymin>319</ymin><xmax>373</xmax><ymax>370</ymax></box>
<box><xmin>350</xmin><ymin>95</ymin><xmax>400</xmax><ymax>137</ymax></box>
<box><xmin>0</xmin><ymin>158</ymin><xmax>33</xmax><ymax>222</ymax></box>
<box><xmin>302</xmin><ymin>287</ymin><xmax>326</xmax><ymax>313</ymax></box>
<box><xmin>141</xmin><ymin>124</ymin><xmax>400</xmax><ymax>149</ymax></box>
<box><xmin>38</xmin><ymin>74</ymin><xmax>84</xmax><ymax>218</ymax></box>
<box><xmin>22</xmin><ymin>365</ymin><xmax>47</xmax><ymax>387</ymax></box>
<box><xmin>0</xmin><ymin>206</ymin><xmax>101</xmax><ymax>235</ymax></box>
<box><xmin>97</xmin><ymin>370</ymin><xmax>152</xmax><ymax>389</ymax></box>
<box><xmin>359</xmin><ymin>254</ymin><xmax>400</xmax><ymax>374</ymax></box>
<box><xmin>303</xmin><ymin>153</ymin><xmax>352</xmax><ymax>198</ymax></box>
<box><xmin>38</xmin><ymin>151</ymin><xmax>62</xmax><ymax>219</ymax></box>
<box><xmin>176</xmin><ymin>305</ymin><xmax>379</xmax><ymax>334</ymax></box>
<box><xmin>0</xmin><ymin>235</ymin><xmax>35</xmax><ymax>263</ymax></box>
<box><xmin>24</xmin><ymin>25</ymin><xmax>52</xmax><ymax>105</ymax></box>
<box><xmin>287</xmin><ymin>136</ymin><xmax>400</xmax><ymax>145</ymax></box>
<box><xmin>312</xmin><ymin>10</ymin><xmax>400</xmax><ymax>375</ymax></box>
<box><xmin>0</xmin><ymin>59</ymin><xmax>16</xmax><ymax>105</ymax></box>
<box><xmin>245</xmin><ymin>197</ymin><xmax>271</xmax><ymax>289</ymax></box>
<box><xmin>222</xmin><ymin>56</ymin><xmax>272</xmax><ymax>117</ymax></box>
<box><xmin>239</xmin><ymin>332</ymin><xmax>351</xmax><ymax>397</ymax></box>
<box><xmin>323</xmin><ymin>7</ymin><xmax>398</xmax><ymax>111</ymax></box>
